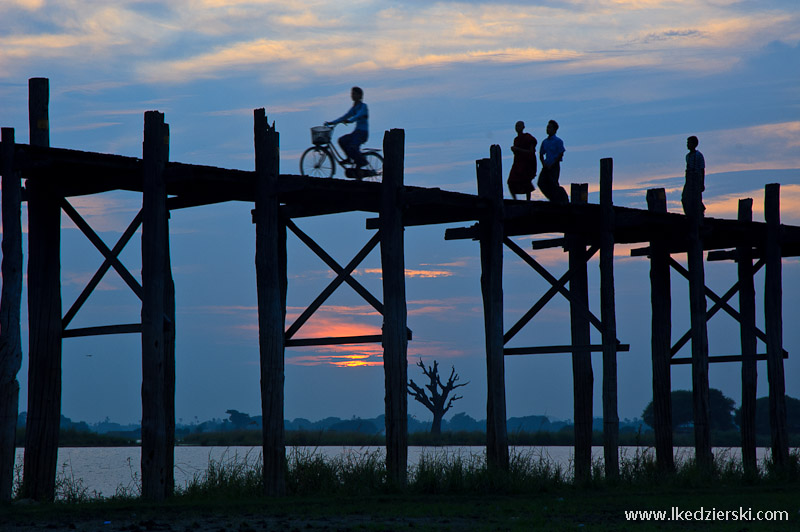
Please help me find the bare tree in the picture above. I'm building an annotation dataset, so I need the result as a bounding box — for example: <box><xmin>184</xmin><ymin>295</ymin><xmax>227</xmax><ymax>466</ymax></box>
<box><xmin>407</xmin><ymin>359</ymin><xmax>468</xmax><ymax>435</ymax></box>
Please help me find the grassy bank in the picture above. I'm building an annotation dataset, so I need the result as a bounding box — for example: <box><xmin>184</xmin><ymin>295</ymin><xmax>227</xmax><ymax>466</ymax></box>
<box><xmin>4</xmin><ymin>449</ymin><xmax>799</xmax><ymax>531</ymax></box>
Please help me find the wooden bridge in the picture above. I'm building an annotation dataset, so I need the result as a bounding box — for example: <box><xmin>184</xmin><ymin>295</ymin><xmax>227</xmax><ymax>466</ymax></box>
<box><xmin>0</xmin><ymin>78</ymin><xmax>795</xmax><ymax>500</ymax></box>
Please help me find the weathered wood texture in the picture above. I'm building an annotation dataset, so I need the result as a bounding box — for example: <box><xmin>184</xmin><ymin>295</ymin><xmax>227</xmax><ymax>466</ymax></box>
<box><xmin>479</xmin><ymin>146</ymin><xmax>509</xmax><ymax>471</ymax></box>
<box><xmin>23</xmin><ymin>77</ymin><xmax>62</xmax><ymax>501</ymax></box>
<box><xmin>647</xmin><ymin>188</ymin><xmax>673</xmax><ymax>471</ymax></box>
<box><xmin>599</xmin><ymin>159</ymin><xmax>619</xmax><ymax>479</ymax></box>
<box><xmin>568</xmin><ymin>183</ymin><xmax>593</xmax><ymax>482</ymax></box>
<box><xmin>254</xmin><ymin>109</ymin><xmax>287</xmax><ymax>496</ymax></box>
<box><xmin>0</xmin><ymin>127</ymin><xmax>23</xmax><ymax>501</ymax></box>
<box><xmin>381</xmin><ymin>128</ymin><xmax>409</xmax><ymax>484</ymax></box>
<box><xmin>764</xmin><ymin>184</ymin><xmax>789</xmax><ymax>467</ymax></box>
<box><xmin>683</xmin><ymin>167</ymin><xmax>712</xmax><ymax>469</ymax></box>
<box><xmin>737</xmin><ymin>198</ymin><xmax>758</xmax><ymax>475</ymax></box>
<box><xmin>140</xmin><ymin>111</ymin><xmax>173</xmax><ymax>500</ymax></box>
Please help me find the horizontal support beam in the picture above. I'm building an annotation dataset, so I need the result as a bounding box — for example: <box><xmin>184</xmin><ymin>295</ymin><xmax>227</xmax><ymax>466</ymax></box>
<box><xmin>444</xmin><ymin>224</ymin><xmax>479</xmax><ymax>240</ymax></box>
<box><xmin>285</xmin><ymin>330</ymin><xmax>412</xmax><ymax>348</ymax></box>
<box><xmin>63</xmin><ymin>323</ymin><xmax>142</xmax><ymax>338</ymax></box>
<box><xmin>504</xmin><ymin>344</ymin><xmax>630</xmax><ymax>356</ymax></box>
<box><xmin>531</xmin><ymin>237</ymin><xmax>566</xmax><ymax>250</ymax></box>
<box><xmin>671</xmin><ymin>353</ymin><xmax>787</xmax><ymax>365</ymax></box>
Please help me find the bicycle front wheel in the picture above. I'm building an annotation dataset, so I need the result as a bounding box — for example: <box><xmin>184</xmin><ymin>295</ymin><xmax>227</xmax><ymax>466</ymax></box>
<box><xmin>362</xmin><ymin>152</ymin><xmax>383</xmax><ymax>182</ymax></box>
<box><xmin>300</xmin><ymin>146</ymin><xmax>335</xmax><ymax>178</ymax></box>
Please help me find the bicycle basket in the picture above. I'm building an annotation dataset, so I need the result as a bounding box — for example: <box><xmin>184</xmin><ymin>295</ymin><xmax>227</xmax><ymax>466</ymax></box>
<box><xmin>311</xmin><ymin>126</ymin><xmax>332</xmax><ymax>145</ymax></box>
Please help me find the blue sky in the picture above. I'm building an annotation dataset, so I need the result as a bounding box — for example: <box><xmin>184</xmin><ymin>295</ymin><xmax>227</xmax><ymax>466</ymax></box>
<box><xmin>1</xmin><ymin>0</ymin><xmax>799</xmax><ymax>425</ymax></box>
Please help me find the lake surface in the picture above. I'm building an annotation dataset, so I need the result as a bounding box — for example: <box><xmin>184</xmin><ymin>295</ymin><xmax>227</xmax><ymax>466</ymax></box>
<box><xmin>12</xmin><ymin>446</ymin><xmax>776</xmax><ymax>498</ymax></box>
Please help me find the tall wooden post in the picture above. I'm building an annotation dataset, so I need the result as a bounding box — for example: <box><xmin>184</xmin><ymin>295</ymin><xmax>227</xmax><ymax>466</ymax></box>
<box><xmin>599</xmin><ymin>159</ymin><xmax>619</xmax><ymax>479</ymax></box>
<box><xmin>24</xmin><ymin>77</ymin><xmax>63</xmax><ymax>501</ymax></box>
<box><xmin>141</xmin><ymin>111</ymin><xmax>173</xmax><ymax>500</ymax></box>
<box><xmin>254</xmin><ymin>109</ymin><xmax>287</xmax><ymax>495</ymax></box>
<box><xmin>479</xmin><ymin>145</ymin><xmax>509</xmax><ymax>471</ymax></box>
<box><xmin>737</xmin><ymin>198</ymin><xmax>757</xmax><ymax>475</ymax></box>
<box><xmin>683</xmin><ymin>166</ymin><xmax>712</xmax><ymax>469</ymax></box>
<box><xmin>568</xmin><ymin>183</ymin><xmax>592</xmax><ymax>482</ymax></box>
<box><xmin>380</xmin><ymin>129</ymin><xmax>409</xmax><ymax>484</ymax></box>
<box><xmin>647</xmin><ymin>189</ymin><xmax>673</xmax><ymax>472</ymax></box>
<box><xmin>764</xmin><ymin>184</ymin><xmax>789</xmax><ymax>467</ymax></box>
<box><xmin>0</xmin><ymin>127</ymin><xmax>23</xmax><ymax>502</ymax></box>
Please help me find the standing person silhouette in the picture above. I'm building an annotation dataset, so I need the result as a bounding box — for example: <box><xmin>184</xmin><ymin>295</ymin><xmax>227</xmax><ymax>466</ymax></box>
<box><xmin>325</xmin><ymin>86</ymin><xmax>369</xmax><ymax>179</ymax></box>
<box><xmin>507</xmin><ymin>120</ymin><xmax>537</xmax><ymax>200</ymax></box>
<box><xmin>682</xmin><ymin>135</ymin><xmax>706</xmax><ymax>214</ymax></box>
<box><xmin>538</xmin><ymin>119</ymin><xmax>569</xmax><ymax>204</ymax></box>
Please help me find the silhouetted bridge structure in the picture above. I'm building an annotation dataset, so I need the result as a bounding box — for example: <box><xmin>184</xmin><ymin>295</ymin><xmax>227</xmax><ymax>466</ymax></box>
<box><xmin>0</xmin><ymin>78</ymin><xmax>796</xmax><ymax>500</ymax></box>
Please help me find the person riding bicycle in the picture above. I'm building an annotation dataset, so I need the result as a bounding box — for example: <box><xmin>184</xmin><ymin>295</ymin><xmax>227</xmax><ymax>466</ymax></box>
<box><xmin>325</xmin><ymin>86</ymin><xmax>369</xmax><ymax>178</ymax></box>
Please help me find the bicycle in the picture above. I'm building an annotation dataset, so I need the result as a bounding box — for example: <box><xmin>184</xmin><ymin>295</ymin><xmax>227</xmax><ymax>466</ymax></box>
<box><xmin>299</xmin><ymin>124</ymin><xmax>383</xmax><ymax>181</ymax></box>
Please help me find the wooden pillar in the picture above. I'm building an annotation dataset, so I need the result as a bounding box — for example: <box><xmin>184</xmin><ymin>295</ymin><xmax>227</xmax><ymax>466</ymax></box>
<box><xmin>0</xmin><ymin>127</ymin><xmax>23</xmax><ymax>502</ymax></box>
<box><xmin>647</xmin><ymin>188</ymin><xmax>673</xmax><ymax>472</ymax></box>
<box><xmin>568</xmin><ymin>183</ymin><xmax>592</xmax><ymax>482</ymax></box>
<box><xmin>737</xmin><ymin>199</ymin><xmax>757</xmax><ymax>475</ymax></box>
<box><xmin>764</xmin><ymin>184</ymin><xmax>789</xmax><ymax>467</ymax></box>
<box><xmin>164</xmin><ymin>241</ymin><xmax>176</xmax><ymax>496</ymax></box>
<box><xmin>599</xmin><ymin>159</ymin><xmax>619</xmax><ymax>479</ymax></box>
<box><xmin>23</xmin><ymin>77</ymin><xmax>63</xmax><ymax>501</ymax></box>
<box><xmin>683</xmin><ymin>161</ymin><xmax>712</xmax><ymax>469</ymax></box>
<box><xmin>141</xmin><ymin>110</ymin><xmax>173</xmax><ymax>500</ymax></box>
<box><xmin>479</xmin><ymin>145</ymin><xmax>509</xmax><ymax>471</ymax></box>
<box><xmin>254</xmin><ymin>108</ymin><xmax>287</xmax><ymax>496</ymax></box>
<box><xmin>380</xmin><ymin>128</ymin><xmax>409</xmax><ymax>484</ymax></box>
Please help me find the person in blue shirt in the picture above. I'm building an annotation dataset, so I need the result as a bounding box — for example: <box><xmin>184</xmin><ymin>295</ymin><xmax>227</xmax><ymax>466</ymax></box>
<box><xmin>538</xmin><ymin>119</ymin><xmax>569</xmax><ymax>204</ymax></box>
<box><xmin>325</xmin><ymin>86</ymin><xmax>369</xmax><ymax>176</ymax></box>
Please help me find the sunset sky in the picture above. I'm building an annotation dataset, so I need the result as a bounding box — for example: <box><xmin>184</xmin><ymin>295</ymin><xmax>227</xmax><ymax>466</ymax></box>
<box><xmin>1</xmin><ymin>0</ymin><xmax>799</xmax><ymax>426</ymax></box>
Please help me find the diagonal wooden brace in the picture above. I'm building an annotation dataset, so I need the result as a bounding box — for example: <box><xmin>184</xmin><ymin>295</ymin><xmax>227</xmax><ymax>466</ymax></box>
<box><xmin>61</xmin><ymin>199</ymin><xmax>143</xmax><ymax>328</ymax></box>
<box><xmin>284</xmin><ymin>219</ymin><xmax>382</xmax><ymax>339</ymax></box>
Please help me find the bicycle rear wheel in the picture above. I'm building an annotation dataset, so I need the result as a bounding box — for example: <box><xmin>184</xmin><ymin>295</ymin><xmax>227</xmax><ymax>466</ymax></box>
<box><xmin>362</xmin><ymin>152</ymin><xmax>383</xmax><ymax>182</ymax></box>
<box><xmin>300</xmin><ymin>146</ymin><xmax>335</xmax><ymax>178</ymax></box>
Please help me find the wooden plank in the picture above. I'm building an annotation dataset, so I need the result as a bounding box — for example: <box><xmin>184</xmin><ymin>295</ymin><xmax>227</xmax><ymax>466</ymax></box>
<box><xmin>504</xmin><ymin>344</ymin><xmax>630</xmax><ymax>356</ymax></box>
<box><xmin>599</xmin><ymin>159</ymin><xmax>619</xmax><ymax>479</ymax></box>
<box><xmin>737</xmin><ymin>199</ymin><xmax>758</xmax><ymax>475</ymax></box>
<box><xmin>254</xmin><ymin>108</ymin><xmax>287</xmax><ymax>496</ymax></box>
<box><xmin>0</xmin><ymin>127</ymin><xmax>23</xmax><ymax>501</ymax></box>
<box><xmin>140</xmin><ymin>110</ymin><xmax>171</xmax><ymax>500</ymax></box>
<box><xmin>568</xmin><ymin>183</ymin><xmax>592</xmax><ymax>483</ymax></box>
<box><xmin>647</xmin><ymin>189</ymin><xmax>673</xmax><ymax>472</ymax></box>
<box><xmin>683</xmin><ymin>155</ymin><xmax>712</xmax><ymax>470</ymax></box>
<box><xmin>63</xmin><ymin>324</ymin><xmax>142</xmax><ymax>338</ymax></box>
<box><xmin>671</xmin><ymin>353</ymin><xmax>780</xmax><ymax>365</ymax></box>
<box><xmin>380</xmin><ymin>129</ymin><xmax>409</xmax><ymax>484</ymax></box>
<box><xmin>764</xmin><ymin>184</ymin><xmax>789</xmax><ymax>467</ymax></box>
<box><xmin>479</xmin><ymin>146</ymin><xmax>509</xmax><ymax>472</ymax></box>
<box><xmin>286</xmin><ymin>334</ymin><xmax>383</xmax><ymax>347</ymax></box>
<box><xmin>23</xmin><ymin>77</ymin><xmax>62</xmax><ymax>501</ymax></box>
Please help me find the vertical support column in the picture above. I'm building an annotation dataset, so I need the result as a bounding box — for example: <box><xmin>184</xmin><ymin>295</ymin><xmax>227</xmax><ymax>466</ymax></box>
<box><xmin>479</xmin><ymin>145</ymin><xmax>509</xmax><ymax>471</ymax></box>
<box><xmin>0</xmin><ymin>127</ymin><xmax>23</xmax><ymax>502</ymax></box>
<box><xmin>24</xmin><ymin>77</ymin><xmax>62</xmax><ymax>501</ymax></box>
<box><xmin>568</xmin><ymin>183</ymin><xmax>592</xmax><ymax>482</ymax></box>
<box><xmin>599</xmin><ymin>159</ymin><xmax>619</xmax><ymax>479</ymax></box>
<box><xmin>764</xmin><ymin>184</ymin><xmax>789</xmax><ymax>467</ymax></box>
<box><xmin>381</xmin><ymin>128</ymin><xmax>408</xmax><ymax>484</ymax></box>
<box><xmin>683</xmin><ymin>165</ymin><xmax>712</xmax><ymax>470</ymax></box>
<box><xmin>737</xmin><ymin>199</ymin><xmax>757</xmax><ymax>475</ymax></box>
<box><xmin>141</xmin><ymin>110</ymin><xmax>172</xmax><ymax>500</ymax></box>
<box><xmin>164</xmin><ymin>243</ymin><xmax>176</xmax><ymax>496</ymax></box>
<box><xmin>647</xmin><ymin>189</ymin><xmax>673</xmax><ymax>472</ymax></box>
<box><xmin>254</xmin><ymin>108</ymin><xmax>287</xmax><ymax>496</ymax></box>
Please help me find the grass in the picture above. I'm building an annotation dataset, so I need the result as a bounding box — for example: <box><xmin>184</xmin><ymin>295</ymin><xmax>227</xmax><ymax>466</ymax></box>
<box><xmin>3</xmin><ymin>448</ymin><xmax>799</xmax><ymax>531</ymax></box>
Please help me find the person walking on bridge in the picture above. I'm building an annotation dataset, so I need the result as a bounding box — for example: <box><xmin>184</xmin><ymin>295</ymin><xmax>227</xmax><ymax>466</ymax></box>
<box><xmin>507</xmin><ymin>120</ymin><xmax>537</xmax><ymax>200</ymax></box>
<box><xmin>538</xmin><ymin>119</ymin><xmax>569</xmax><ymax>204</ymax></box>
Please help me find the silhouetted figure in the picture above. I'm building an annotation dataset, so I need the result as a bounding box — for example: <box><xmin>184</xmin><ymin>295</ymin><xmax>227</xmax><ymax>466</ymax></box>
<box><xmin>681</xmin><ymin>135</ymin><xmax>706</xmax><ymax>214</ymax></box>
<box><xmin>325</xmin><ymin>86</ymin><xmax>369</xmax><ymax>178</ymax></box>
<box><xmin>538</xmin><ymin>120</ymin><xmax>569</xmax><ymax>204</ymax></box>
<box><xmin>507</xmin><ymin>120</ymin><xmax>537</xmax><ymax>200</ymax></box>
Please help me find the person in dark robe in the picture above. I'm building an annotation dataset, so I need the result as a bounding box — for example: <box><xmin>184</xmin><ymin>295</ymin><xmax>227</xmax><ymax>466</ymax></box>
<box><xmin>507</xmin><ymin>120</ymin><xmax>537</xmax><ymax>200</ymax></box>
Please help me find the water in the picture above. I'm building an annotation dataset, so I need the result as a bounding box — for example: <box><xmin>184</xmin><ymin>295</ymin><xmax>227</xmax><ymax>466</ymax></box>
<box><xmin>12</xmin><ymin>446</ymin><xmax>777</xmax><ymax>498</ymax></box>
